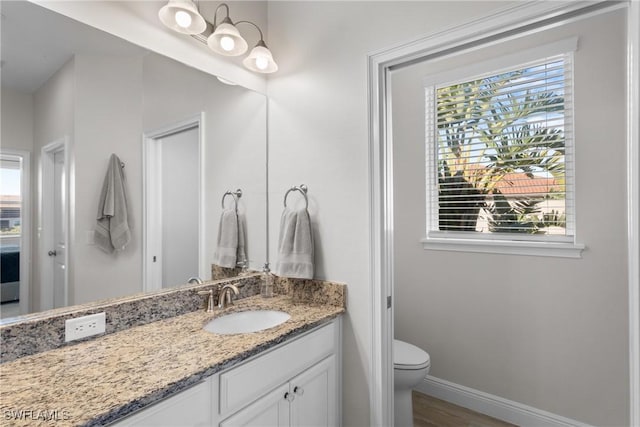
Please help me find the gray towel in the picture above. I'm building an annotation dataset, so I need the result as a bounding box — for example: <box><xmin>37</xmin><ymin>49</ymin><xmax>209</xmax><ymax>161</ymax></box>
<box><xmin>236</xmin><ymin>213</ymin><xmax>247</xmax><ymax>267</ymax></box>
<box><xmin>95</xmin><ymin>154</ymin><xmax>131</xmax><ymax>254</ymax></box>
<box><xmin>213</xmin><ymin>208</ymin><xmax>239</xmax><ymax>268</ymax></box>
<box><xmin>275</xmin><ymin>207</ymin><xmax>314</xmax><ymax>279</ymax></box>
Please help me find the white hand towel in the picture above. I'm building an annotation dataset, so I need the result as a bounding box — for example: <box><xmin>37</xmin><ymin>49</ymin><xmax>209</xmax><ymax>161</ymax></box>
<box><xmin>275</xmin><ymin>207</ymin><xmax>314</xmax><ymax>279</ymax></box>
<box><xmin>95</xmin><ymin>154</ymin><xmax>131</xmax><ymax>254</ymax></box>
<box><xmin>213</xmin><ymin>208</ymin><xmax>239</xmax><ymax>268</ymax></box>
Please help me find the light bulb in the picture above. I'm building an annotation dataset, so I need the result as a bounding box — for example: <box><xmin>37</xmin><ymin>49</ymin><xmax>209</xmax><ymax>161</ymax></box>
<box><xmin>255</xmin><ymin>56</ymin><xmax>269</xmax><ymax>70</ymax></box>
<box><xmin>174</xmin><ymin>10</ymin><xmax>192</xmax><ymax>28</ymax></box>
<box><xmin>220</xmin><ymin>36</ymin><xmax>235</xmax><ymax>52</ymax></box>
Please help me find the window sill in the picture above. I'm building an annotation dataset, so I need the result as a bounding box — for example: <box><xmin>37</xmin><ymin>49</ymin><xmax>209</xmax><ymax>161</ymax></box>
<box><xmin>420</xmin><ymin>237</ymin><xmax>585</xmax><ymax>258</ymax></box>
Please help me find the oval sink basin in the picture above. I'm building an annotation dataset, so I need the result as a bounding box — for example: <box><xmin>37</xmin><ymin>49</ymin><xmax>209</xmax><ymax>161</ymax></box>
<box><xmin>204</xmin><ymin>310</ymin><xmax>291</xmax><ymax>335</ymax></box>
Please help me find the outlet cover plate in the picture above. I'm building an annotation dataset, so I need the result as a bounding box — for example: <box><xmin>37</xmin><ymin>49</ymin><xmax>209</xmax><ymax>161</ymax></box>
<box><xmin>65</xmin><ymin>312</ymin><xmax>106</xmax><ymax>342</ymax></box>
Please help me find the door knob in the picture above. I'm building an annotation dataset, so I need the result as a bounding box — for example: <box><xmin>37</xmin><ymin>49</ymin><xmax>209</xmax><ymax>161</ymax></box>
<box><xmin>284</xmin><ymin>392</ymin><xmax>295</xmax><ymax>402</ymax></box>
<box><xmin>48</xmin><ymin>250</ymin><xmax>57</xmax><ymax>257</ymax></box>
<box><xmin>293</xmin><ymin>386</ymin><xmax>304</xmax><ymax>396</ymax></box>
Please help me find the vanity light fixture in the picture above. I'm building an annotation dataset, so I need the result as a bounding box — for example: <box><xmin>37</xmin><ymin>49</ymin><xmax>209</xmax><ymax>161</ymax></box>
<box><xmin>158</xmin><ymin>1</ymin><xmax>278</xmax><ymax>74</ymax></box>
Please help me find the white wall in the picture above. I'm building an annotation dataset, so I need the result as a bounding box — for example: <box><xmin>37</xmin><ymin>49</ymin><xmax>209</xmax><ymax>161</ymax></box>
<box><xmin>266</xmin><ymin>2</ymin><xmax>514</xmax><ymax>424</ymax></box>
<box><xmin>391</xmin><ymin>8</ymin><xmax>628</xmax><ymax>427</ymax></box>
<box><xmin>1</xmin><ymin>88</ymin><xmax>34</xmax><ymax>152</ymax></box>
<box><xmin>73</xmin><ymin>54</ymin><xmax>144</xmax><ymax>305</ymax></box>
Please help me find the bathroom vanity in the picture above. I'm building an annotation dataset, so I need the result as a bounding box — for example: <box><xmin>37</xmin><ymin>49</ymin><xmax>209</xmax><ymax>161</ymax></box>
<box><xmin>0</xmin><ymin>277</ymin><xmax>345</xmax><ymax>427</ymax></box>
<box><xmin>113</xmin><ymin>318</ymin><xmax>340</xmax><ymax>427</ymax></box>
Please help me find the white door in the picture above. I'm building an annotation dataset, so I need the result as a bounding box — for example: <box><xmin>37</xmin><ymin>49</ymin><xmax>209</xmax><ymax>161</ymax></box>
<box><xmin>144</xmin><ymin>118</ymin><xmax>202</xmax><ymax>292</ymax></box>
<box><xmin>219</xmin><ymin>383</ymin><xmax>290</xmax><ymax>427</ymax></box>
<box><xmin>290</xmin><ymin>356</ymin><xmax>337</xmax><ymax>427</ymax></box>
<box><xmin>160</xmin><ymin>127</ymin><xmax>199</xmax><ymax>288</ymax></box>
<box><xmin>51</xmin><ymin>150</ymin><xmax>66</xmax><ymax>308</ymax></box>
<box><xmin>40</xmin><ymin>138</ymin><xmax>68</xmax><ymax>312</ymax></box>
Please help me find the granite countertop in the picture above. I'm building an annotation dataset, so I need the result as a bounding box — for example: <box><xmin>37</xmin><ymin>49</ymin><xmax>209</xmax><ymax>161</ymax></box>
<box><xmin>0</xmin><ymin>295</ymin><xmax>344</xmax><ymax>427</ymax></box>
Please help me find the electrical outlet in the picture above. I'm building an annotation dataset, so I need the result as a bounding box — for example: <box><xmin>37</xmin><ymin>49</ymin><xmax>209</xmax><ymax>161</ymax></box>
<box><xmin>65</xmin><ymin>312</ymin><xmax>106</xmax><ymax>342</ymax></box>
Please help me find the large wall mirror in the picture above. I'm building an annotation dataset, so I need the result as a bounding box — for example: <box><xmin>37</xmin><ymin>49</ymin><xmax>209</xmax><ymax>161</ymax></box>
<box><xmin>0</xmin><ymin>1</ymin><xmax>268</xmax><ymax>321</ymax></box>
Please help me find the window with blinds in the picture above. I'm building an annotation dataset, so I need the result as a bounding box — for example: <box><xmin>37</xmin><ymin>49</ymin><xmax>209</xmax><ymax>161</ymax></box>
<box><xmin>425</xmin><ymin>48</ymin><xmax>575</xmax><ymax>242</ymax></box>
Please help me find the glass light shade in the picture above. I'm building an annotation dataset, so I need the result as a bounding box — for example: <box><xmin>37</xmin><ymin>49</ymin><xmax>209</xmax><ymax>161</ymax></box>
<box><xmin>243</xmin><ymin>45</ymin><xmax>278</xmax><ymax>73</ymax></box>
<box><xmin>207</xmin><ymin>22</ymin><xmax>248</xmax><ymax>56</ymax></box>
<box><xmin>158</xmin><ymin>0</ymin><xmax>206</xmax><ymax>35</ymax></box>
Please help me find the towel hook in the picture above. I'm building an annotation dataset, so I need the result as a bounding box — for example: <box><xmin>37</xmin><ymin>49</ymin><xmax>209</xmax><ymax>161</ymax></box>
<box><xmin>221</xmin><ymin>189</ymin><xmax>243</xmax><ymax>209</ymax></box>
<box><xmin>283</xmin><ymin>184</ymin><xmax>308</xmax><ymax>209</ymax></box>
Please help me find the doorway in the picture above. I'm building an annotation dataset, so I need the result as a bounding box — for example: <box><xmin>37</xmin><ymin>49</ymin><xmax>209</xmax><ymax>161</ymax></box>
<box><xmin>0</xmin><ymin>150</ymin><xmax>30</xmax><ymax>318</ymax></box>
<box><xmin>40</xmin><ymin>138</ymin><xmax>69</xmax><ymax>311</ymax></box>
<box><xmin>368</xmin><ymin>3</ymin><xmax>639</xmax><ymax>426</ymax></box>
<box><xmin>143</xmin><ymin>114</ymin><xmax>204</xmax><ymax>292</ymax></box>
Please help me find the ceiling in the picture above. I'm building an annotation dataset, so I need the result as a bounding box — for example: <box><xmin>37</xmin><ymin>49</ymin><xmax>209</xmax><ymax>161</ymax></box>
<box><xmin>1</xmin><ymin>1</ymin><xmax>146</xmax><ymax>94</ymax></box>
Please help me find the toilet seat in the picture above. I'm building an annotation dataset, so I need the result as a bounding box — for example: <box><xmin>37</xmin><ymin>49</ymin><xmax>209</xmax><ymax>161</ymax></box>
<box><xmin>394</xmin><ymin>339</ymin><xmax>430</xmax><ymax>371</ymax></box>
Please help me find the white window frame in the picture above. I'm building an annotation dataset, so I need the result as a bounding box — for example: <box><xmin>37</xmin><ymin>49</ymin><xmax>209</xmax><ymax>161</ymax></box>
<box><xmin>421</xmin><ymin>38</ymin><xmax>585</xmax><ymax>258</ymax></box>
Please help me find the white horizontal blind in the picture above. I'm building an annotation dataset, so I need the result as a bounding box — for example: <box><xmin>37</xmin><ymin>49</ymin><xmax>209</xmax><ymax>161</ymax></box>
<box><xmin>426</xmin><ymin>52</ymin><xmax>575</xmax><ymax>240</ymax></box>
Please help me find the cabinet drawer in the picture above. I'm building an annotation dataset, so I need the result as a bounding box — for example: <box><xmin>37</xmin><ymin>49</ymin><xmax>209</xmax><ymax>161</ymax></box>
<box><xmin>219</xmin><ymin>321</ymin><xmax>336</xmax><ymax>417</ymax></box>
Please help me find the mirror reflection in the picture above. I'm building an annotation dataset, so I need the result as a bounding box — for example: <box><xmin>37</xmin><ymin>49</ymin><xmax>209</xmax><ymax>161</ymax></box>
<box><xmin>0</xmin><ymin>1</ymin><xmax>267</xmax><ymax>320</ymax></box>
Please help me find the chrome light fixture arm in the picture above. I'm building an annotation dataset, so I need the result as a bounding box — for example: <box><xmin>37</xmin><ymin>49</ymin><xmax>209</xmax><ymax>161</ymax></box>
<box><xmin>212</xmin><ymin>3</ymin><xmax>232</xmax><ymax>30</ymax></box>
<box><xmin>235</xmin><ymin>20</ymin><xmax>264</xmax><ymax>43</ymax></box>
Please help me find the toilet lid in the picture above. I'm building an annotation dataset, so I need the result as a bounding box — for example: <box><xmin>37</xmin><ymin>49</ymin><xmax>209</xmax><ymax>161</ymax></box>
<box><xmin>394</xmin><ymin>339</ymin><xmax>430</xmax><ymax>370</ymax></box>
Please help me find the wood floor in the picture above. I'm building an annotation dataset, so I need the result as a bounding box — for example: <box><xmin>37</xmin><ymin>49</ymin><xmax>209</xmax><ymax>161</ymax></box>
<box><xmin>413</xmin><ymin>391</ymin><xmax>518</xmax><ymax>427</ymax></box>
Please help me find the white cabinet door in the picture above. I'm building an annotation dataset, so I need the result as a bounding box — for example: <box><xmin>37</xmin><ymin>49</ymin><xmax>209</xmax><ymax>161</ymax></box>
<box><xmin>110</xmin><ymin>380</ymin><xmax>211</xmax><ymax>427</ymax></box>
<box><xmin>219</xmin><ymin>322</ymin><xmax>336</xmax><ymax>418</ymax></box>
<box><xmin>221</xmin><ymin>356</ymin><xmax>337</xmax><ymax>427</ymax></box>
<box><xmin>219</xmin><ymin>384</ymin><xmax>290</xmax><ymax>427</ymax></box>
<box><xmin>218</xmin><ymin>319</ymin><xmax>342</xmax><ymax>427</ymax></box>
<box><xmin>290</xmin><ymin>356</ymin><xmax>336</xmax><ymax>427</ymax></box>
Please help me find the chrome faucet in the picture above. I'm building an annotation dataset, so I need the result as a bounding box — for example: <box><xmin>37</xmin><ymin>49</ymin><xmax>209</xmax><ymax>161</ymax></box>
<box><xmin>188</xmin><ymin>277</ymin><xmax>204</xmax><ymax>285</ymax></box>
<box><xmin>197</xmin><ymin>289</ymin><xmax>216</xmax><ymax>312</ymax></box>
<box><xmin>218</xmin><ymin>284</ymin><xmax>240</xmax><ymax>309</ymax></box>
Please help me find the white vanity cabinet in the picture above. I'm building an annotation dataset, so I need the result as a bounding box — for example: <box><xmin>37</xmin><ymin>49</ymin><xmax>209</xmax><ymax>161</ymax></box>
<box><xmin>219</xmin><ymin>355</ymin><xmax>336</xmax><ymax>427</ymax></box>
<box><xmin>215</xmin><ymin>318</ymin><xmax>341</xmax><ymax>427</ymax></box>
<box><xmin>111</xmin><ymin>317</ymin><xmax>341</xmax><ymax>427</ymax></box>
<box><xmin>110</xmin><ymin>379</ymin><xmax>213</xmax><ymax>427</ymax></box>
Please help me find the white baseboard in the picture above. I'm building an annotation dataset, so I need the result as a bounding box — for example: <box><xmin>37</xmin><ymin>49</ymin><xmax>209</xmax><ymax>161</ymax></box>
<box><xmin>415</xmin><ymin>375</ymin><xmax>593</xmax><ymax>427</ymax></box>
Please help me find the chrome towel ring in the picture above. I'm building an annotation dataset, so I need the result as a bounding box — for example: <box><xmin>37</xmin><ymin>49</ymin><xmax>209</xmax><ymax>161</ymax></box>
<box><xmin>283</xmin><ymin>184</ymin><xmax>308</xmax><ymax>209</ymax></box>
<box><xmin>221</xmin><ymin>189</ymin><xmax>243</xmax><ymax>209</ymax></box>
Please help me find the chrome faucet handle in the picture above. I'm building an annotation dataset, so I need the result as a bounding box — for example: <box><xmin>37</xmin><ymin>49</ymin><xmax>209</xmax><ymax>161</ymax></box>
<box><xmin>197</xmin><ymin>289</ymin><xmax>215</xmax><ymax>312</ymax></box>
<box><xmin>217</xmin><ymin>284</ymin><xmax>240</xmax><ymax>309</ymax></box>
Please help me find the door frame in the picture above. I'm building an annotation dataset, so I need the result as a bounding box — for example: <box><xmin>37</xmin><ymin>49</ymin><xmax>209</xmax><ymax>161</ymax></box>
<box><xmin>40</xmin><ymin>137</ymin><xmax>70</xmax><ymax>310</ymax></box>
<box><xmin>367</xmin><ymin>1</ymin><xmax>638</xmax><ymax>425</ymax></box>
<box><xmin>142</xmin><ymin>113</ymin><xmax>205</xmax><ymax>292</ymax></box>
<box><xmin>0</xmin><ymin>149</ymin><xmax>31</xmax><ymax>315</ymax></box>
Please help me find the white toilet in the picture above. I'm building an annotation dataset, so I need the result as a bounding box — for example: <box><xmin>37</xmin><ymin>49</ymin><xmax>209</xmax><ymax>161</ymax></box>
<box><xmin>394</xmin><ymin>339</ymin><xmax>430</xmax><ymax>427</ymax></box>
